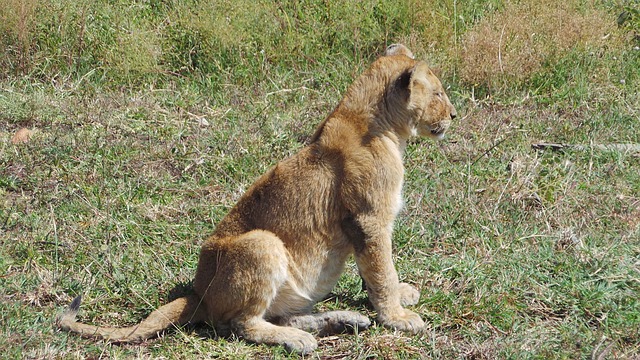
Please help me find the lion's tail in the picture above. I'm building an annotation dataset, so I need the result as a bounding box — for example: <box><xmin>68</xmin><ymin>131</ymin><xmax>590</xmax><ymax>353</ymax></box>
<box><xmin>57</xmin><ymin>294</ymin><xmax>207</xmax><ymax>342</ymax></box>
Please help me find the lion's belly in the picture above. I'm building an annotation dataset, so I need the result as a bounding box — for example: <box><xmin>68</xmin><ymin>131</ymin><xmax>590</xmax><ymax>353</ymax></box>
<box><xmin>267</xmin><ymin>246</ymin><xmax>350</xmax><ymax>317</ymax></box>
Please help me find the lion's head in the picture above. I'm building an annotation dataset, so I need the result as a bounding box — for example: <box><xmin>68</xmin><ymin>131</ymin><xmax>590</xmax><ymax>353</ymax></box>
<box><xmin>385</xmin><ymin>44</ymin><xmax>457</xmax><ymax>140</ymax></box>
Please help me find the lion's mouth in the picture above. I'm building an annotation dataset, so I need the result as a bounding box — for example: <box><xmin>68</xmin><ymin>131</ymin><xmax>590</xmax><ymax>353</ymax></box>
<box><xmin>418</xmin><ymin>122</ymin><xmax>449</xmax><ymax>140</ymax></box>
<box><xmin>428</xmin><ymin>126</ymin><xmax>446</xmax><ymax>139</ymax></box>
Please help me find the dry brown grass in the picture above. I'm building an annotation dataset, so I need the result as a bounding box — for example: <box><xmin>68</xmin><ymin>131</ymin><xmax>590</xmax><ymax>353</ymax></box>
<box><xmin>459</xmin><ymin>0</ymin><xmax>619</xmax><ymax>89</ymax></box>
<box><xmin>0</xmin><ymin>0</ymin><xmax>37</xmax><ymax>73</ymax></box>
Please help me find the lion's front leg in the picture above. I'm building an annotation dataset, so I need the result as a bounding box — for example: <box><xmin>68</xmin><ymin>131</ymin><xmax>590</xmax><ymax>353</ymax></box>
<box><xmin>352</xmin><ymin>218</ymin><xmax>425</xmax><ymax>334</ymax></box>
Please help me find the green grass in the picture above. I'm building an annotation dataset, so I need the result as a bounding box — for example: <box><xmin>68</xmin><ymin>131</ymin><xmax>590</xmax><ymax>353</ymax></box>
<box><xmin>2</xmin><ymin>0</ymin><xmax>640</xmax><ymax>358</ymax></box>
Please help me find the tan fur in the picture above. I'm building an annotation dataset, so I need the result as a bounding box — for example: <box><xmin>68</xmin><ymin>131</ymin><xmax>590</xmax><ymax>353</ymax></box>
<box><xmin>57</xmin><ymin>44</ymin><xmax>457</xmax><ymax>354</ymax></box>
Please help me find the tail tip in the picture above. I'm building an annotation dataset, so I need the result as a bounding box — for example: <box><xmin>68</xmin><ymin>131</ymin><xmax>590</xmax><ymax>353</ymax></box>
<box><xmin>57</xmin><ymin>295</ymin><xmax>82</xmax><ymax>329</ymax></box>
<box><xmin>69</xmin><ymin>295</ymin><xmax>82</xmax><ymax>312</ymax></box>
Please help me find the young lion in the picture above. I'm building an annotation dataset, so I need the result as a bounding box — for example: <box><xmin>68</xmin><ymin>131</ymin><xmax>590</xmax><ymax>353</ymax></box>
<box><xmin>58</xmin><ymin>44</ymin><xmax>457</xmax><ymax>354</ymax></box>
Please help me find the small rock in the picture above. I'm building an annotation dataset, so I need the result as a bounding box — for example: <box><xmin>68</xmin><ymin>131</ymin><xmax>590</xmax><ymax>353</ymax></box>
<box><xmin>11</xmin><ymin>128</ymin><xmax>33</xmax><ymax>144</ymax></box>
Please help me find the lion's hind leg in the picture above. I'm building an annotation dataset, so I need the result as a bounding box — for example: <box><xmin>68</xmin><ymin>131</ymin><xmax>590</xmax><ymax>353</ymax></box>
<box><xmin>234</xmin><ymin>317</ymin><xmax>317</xmax><ymax>354</ymax></box>
<box><xmin>195</xmin><ymin>230</ymin><xmax>317</xmax><ymax>354</ymax></box>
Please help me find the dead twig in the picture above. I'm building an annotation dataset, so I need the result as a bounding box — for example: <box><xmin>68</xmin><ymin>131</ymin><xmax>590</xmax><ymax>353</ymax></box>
<box><xmin>472</xmin><ymin>137</ymin><xmax>510</xmax><ymax>167</ymax></box>
<box><xmin>532</xmin><ymin>143</ymin><xmax>640</xmax><ymax>153</ymax></box>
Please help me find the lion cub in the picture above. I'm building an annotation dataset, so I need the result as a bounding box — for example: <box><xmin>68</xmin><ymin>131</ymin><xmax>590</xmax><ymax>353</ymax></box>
<box><xmin>58</xmin><ymin>44</ymin><xmax>457</xmax><ymax>354</ymax></box>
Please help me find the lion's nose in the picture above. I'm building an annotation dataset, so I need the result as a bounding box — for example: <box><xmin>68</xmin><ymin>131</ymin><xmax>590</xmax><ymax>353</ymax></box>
<box><xmin>450</xmin><ymin>111</ymin><xmax>457</xmax><ymax>120</ymax></box>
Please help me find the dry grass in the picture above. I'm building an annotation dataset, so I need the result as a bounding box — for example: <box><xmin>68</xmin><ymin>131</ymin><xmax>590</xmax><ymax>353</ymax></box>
<box><xmin>459</xmin><ymin>0</ymin><xmax>619</xmax><ymax>89</ymax></box>
<box><xmin>0</xmin><ymin>0</ymin><xmax>37</xmax><ymax>73</ymax></box>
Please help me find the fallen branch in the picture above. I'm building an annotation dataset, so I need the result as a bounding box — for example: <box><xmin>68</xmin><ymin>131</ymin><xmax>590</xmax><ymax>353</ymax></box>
<box><xmin>532</xmin><ymin>143</ymin><xmax>640</xmax><ymax>153</ymax></box>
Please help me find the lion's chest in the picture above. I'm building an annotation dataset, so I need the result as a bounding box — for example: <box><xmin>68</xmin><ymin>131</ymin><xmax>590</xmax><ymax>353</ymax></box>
<box><xmin>377</xmin><ymin>136</ymin><xmax>405</xmax><ymax>217</ymax></box>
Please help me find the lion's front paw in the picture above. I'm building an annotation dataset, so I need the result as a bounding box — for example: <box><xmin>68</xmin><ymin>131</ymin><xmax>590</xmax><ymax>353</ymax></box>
<box><xmin>398</xmin><ymin>282</ymin><xmax>420</xmax><ymax>306</ymax></box>
<box><xmin>378</xmin><ymin>308</ymin><xmax>425</xmax><ymax>334</ymax></box>
<box><xmin>324</xmin><ymin>310</ymin><xmax>371</xmax><ymax>334</ymax></box>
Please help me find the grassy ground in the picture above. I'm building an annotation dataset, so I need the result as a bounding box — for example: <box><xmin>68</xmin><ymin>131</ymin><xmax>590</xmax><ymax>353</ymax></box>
<box><xmin>1</xmin><ymin>0</ymin><xmax>639</xmax><ymax>358</ymax></box>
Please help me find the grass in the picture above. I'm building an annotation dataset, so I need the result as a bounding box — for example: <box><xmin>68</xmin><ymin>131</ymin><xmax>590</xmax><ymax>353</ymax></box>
<box><xmin>1</xmin><ymin>0</ymin><xmax>640</xmax><ymax>358</ymax></box>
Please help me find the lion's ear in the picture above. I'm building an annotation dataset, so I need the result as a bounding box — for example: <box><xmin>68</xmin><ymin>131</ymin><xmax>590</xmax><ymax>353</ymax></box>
<box><xmin>403</xmin><ymin>62</ymin><xmax>433</xmax><ymax>108</ymax></box>
<box><xmin>385</xmin><ymin>44</ymin><xmax>414</xmax><ymax>59</ymax></box>
<box><xmin>394</xmin><ymin>62</ymin><xmax>431</xmax><ymax>103</ymax></box>
<box><xmin>410</xmin><ymin>61</ymin><xmax>431</xmax><ymax>82</ymax></box>
<box><xmin>400</xmin><ymin>61</ymin><xmax>428</xmax><ymax>89</ymax></box>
